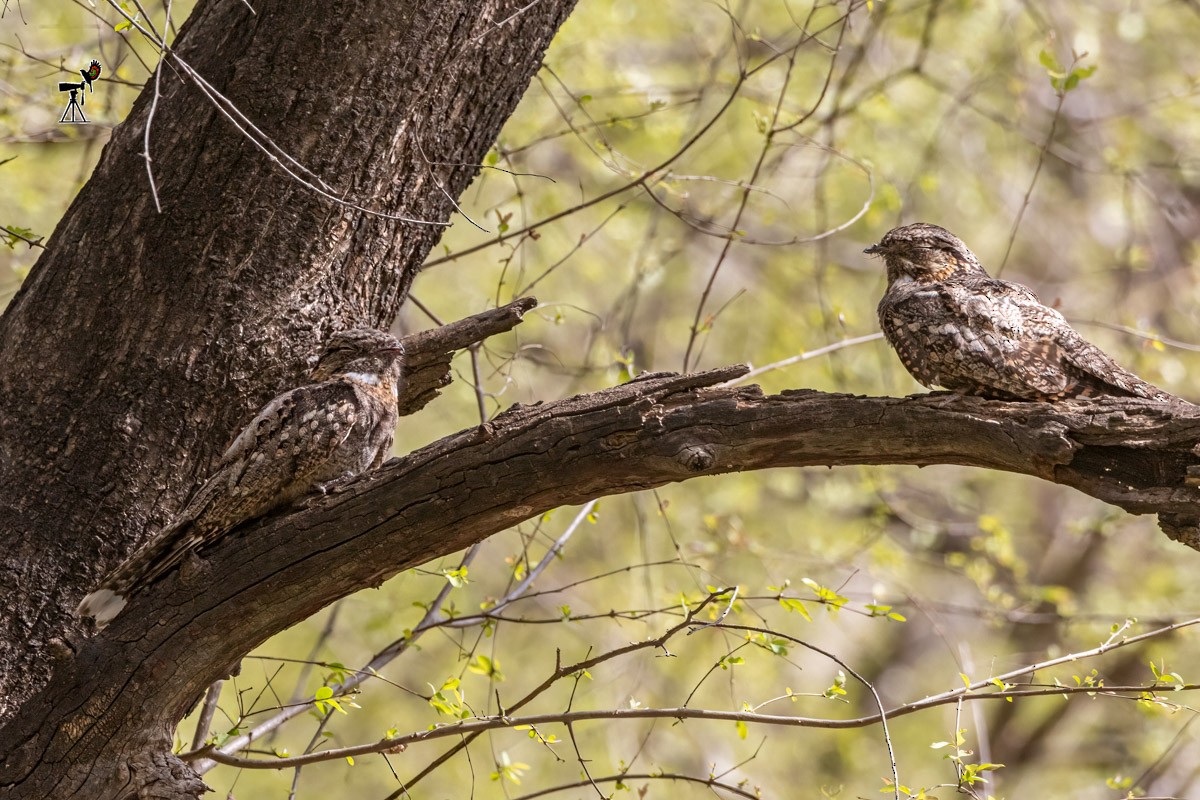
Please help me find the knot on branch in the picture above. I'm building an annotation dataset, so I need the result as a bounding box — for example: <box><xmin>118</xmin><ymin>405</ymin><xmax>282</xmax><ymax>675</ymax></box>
<box><xmin>127</xmin><ymin>747</ymin><xmax>209</xmax><ymax>799</ymax></box>
<box><xmin>677</xmin><ymin>444</ymin><xmax>715</xmax><ymax>472</ymax></box>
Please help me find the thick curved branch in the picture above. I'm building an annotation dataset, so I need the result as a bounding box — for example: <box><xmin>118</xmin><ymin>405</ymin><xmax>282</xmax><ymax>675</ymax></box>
<box><xmin>5</xmin><ymin>367</ymin><xmax>1200</xmax><ymax>796</ymax></box>
<box><xmin>0</xmin><ymin>0</ymin><xmax>579</xmax><ymax>730</ymax></box>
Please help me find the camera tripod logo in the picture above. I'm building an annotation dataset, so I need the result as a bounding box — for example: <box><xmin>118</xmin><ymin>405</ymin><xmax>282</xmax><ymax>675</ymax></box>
<box><xmin>58</xmin><ymin>60</ymin><xmax>102</xmax><ymax>124</ymax></box>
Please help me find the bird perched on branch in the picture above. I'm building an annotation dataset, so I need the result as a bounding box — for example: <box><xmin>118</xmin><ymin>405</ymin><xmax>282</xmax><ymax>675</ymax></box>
<box><xmin>866</xmin><ymin>222</ymin><xmax>1176</xmax><ymax>402</ymax></box>
<box><xmin>76</xmin><ymin>328</ymin><xmax>405</xmax><ymax>626</ymax></box>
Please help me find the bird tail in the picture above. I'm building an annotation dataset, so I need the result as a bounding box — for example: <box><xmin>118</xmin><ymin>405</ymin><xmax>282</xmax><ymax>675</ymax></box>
<box><xmin>75</xmin><ymin>517</ymin><xmax>203</xmax><ymax>626</ymax></box>
<box><xmin>1071</xmin><ymin>347</ymin><xmax>1177</xmax><ymax>402</ymax></box>
<box><xmin>75</xmin><ymin>588</ymin><xmax>127</xmax><ymax>627</ymax></box>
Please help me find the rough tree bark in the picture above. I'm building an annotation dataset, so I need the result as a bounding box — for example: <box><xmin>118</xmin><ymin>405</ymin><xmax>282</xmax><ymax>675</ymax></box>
<box><xmin>2</xmin><ymin>0</ymin><xmax>1199</xmax><ymax>798</ymax></box>
<box><xmin>0</xmin><ymin>0</ymin><xmax>578</xmax><ymax>795</ymax></box>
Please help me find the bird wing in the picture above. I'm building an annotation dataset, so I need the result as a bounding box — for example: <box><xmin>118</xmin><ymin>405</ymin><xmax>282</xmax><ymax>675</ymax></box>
<box><xmin>91</xmin><ymin>380</ymin><xmax>361</xmax><ymax>597</ymax></box>
<box><xmin>960</xmin><ymin>280</ymin><xmax>1075</xmax><ymax>399</ymax></box>
<box><xmin>880</xmin><ymin>279</ymin><xmax>1072</xmax><ymax>399</ymax></box>
<box><xmin>996</xmin><ymin>280</ymin><xmax>1173</xmax><ymax>401</ymax></box>
<box><xmin>215</xmin><ymin>379</ymin><xmax>360</xmax><ymax>493</ymax></box>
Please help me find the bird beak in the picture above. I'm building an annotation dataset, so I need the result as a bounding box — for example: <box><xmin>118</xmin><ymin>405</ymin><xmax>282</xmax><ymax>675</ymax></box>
<box><xmin>863</xmin><ymin>243</ymin><xmax>884</xmax><ymax>255</ymax></box>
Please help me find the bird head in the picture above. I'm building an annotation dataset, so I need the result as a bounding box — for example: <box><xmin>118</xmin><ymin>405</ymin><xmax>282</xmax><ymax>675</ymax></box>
<box><xmin>312</xmin><ymin>328</ymin><xmax>405</xmax><ymax>383</ymax></box>
<box><xmin>864</xmin><ymin>222</ymin><xmax>987</xmax><ymax>285</ymax></box>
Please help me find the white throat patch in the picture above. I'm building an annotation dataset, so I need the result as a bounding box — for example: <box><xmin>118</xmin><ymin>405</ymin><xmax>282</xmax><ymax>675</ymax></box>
<box><xmin>343</xmin><ymin>371</ymin><xmax>399</xmax><ymax>400</ymax></box>
<box><xmin>343</xmin><ymin>371</ymin><xmax>381</xmax><ymax>386</ymax></box>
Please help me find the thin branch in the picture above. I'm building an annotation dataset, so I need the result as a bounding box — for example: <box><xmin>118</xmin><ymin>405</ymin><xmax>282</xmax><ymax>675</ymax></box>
<box><xmin>996</xmin><ymin>55</ymin><xmax>1082</xmax><ymax>276</ymax></box>
<box><xmin>508</xmin><ymin>771</ymin><xmax>761</xmax><ymax>800</ymax></box>
<box><xmin>193</xmin><ymin>679</ymin><xmax>1200</xmax><ymax>770</ymax></box>
<box><xmin>188</xmin><ymin>680</ymin><xmax>223</xmax><ymax>752</ymax></box>
<box><xmin>190</xmin><ymin>608</ymin><xmax>1200</xmax><ymax>772</ymax></box>
<box><xmin>420</xmin><ymin>7</ymin><xmax>861</xmax><ymax>272</ymax></box>
<box><xmin>104</xmin><ymin>0</ymin><xmax>450</xmax><ymax>226</ymax></box>
<box><xmin>723</xmin><ymin>332</ymin><xmax>884</xmax><ymax>386</ymax></box>
<box><xmin>682</xmin><ymin>30</ymin><xmax>800</xmax><ymax>372</ymax></box>
<box><xmin>705</xmin><ymin>622</ymin><xmax>900</xmax><ymax>799</ymax></box>
<box><xmin>1074</xmin><ymin>320</ymin><xmax>1200</xmax><ymax>354</ymax></box>
<box><xmin>0</xmin><ymin>225</ymin><xmax>44</xmax><ymax>249</ymax></box>
<box><xmin>471</xmin><ymin>0</ymin><xmax>544</xmax><ymax>44</ymax></box>
<box><xmin>202</xmin><ymin>499</ymin><xmax>594</xmax><ymax>771</ymax></box>
<box><xmin>141</xmin><ymin>0</ymin><xmax>171</xmax><ymax>213</ymax></box>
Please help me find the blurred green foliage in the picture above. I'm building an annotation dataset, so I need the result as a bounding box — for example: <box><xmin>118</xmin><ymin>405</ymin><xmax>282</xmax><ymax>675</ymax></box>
<box><xmin>5</xmin><ymin>0</ymin><xmax>1200</xmax><ymax>798</ymax></box>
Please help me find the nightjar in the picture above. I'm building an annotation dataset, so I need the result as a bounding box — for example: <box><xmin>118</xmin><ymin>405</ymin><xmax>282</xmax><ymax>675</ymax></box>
<box><xmin>867</xmin><ymin>222</ymin><xmax>1176</xmax><ymax>402</ymax></box>
<box><xmin>76</xmin><ymin>328</ymin><xmax>405</xmax><ymax>626</ymax></box>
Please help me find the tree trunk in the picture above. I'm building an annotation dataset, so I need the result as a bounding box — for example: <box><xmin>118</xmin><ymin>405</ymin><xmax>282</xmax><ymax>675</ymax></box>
<box><xmin>3</xmin><ymin>1</ymin><xmax>1200</xmax><ymax>797</ymax></box>
<box><xmin>0</xmin><ymin>0</ymin><xmax>576</xmax><ymax>796</ymax></box>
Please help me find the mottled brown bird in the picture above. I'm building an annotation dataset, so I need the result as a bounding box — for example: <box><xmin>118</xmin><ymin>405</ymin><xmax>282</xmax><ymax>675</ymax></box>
<box><xmin>76</xmin><ymin>328</ymin><xmax>405</xmax><ymax>626</ymax></box>
<box><xmin>867</xmin><ymin>222</ymin><xmax>1175</xmax><ymax>402</ymax></box>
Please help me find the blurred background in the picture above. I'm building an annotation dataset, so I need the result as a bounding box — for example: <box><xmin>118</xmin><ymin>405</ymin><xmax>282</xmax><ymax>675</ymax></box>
<box><xmin>5</xmin><ymin>1</ymin><xmax>1200</xmax><ymax>797</ymax></box>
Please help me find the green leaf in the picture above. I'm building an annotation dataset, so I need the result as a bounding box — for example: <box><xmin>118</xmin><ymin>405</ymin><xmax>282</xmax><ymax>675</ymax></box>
<box><xmin>778</xmin><ymin>596</ymin><xmax>812</xmax><ymax>621</ymax></box>
<box><xmin>1</xmin><ymin>225</ymin><xmax>38</xmax><ymax>249</ymax></box>
<box><xmin>312</xmin><ymin>685</ymin><xmax>347</xmax><ymax>715</ymax></box>
<box><xmin>1063</xmin><ymin>65</ymin><xmax>1097</xmax><ymax>91</ymax></box>
<box><xmin>441</xmin><ymin>566</ymin><xmax>469</xmax><ymax>588</ymax></box>
<box><xmin>468</xmin><ymin>654</ymin><xmax>504</xmax><ymax>681</ymax></box>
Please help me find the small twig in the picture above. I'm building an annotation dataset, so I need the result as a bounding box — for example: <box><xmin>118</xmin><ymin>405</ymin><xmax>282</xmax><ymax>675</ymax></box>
<box><xmin>105</xmin><ymin>0</ymin><xmax>450</xmax><ymax>227</ymax></box>
<box><xmin>141</xmin><ymin>0</ymin><xmax>171</xmax><ymax>213</ymax></box>
<box><xmin>516</xmin><ymin>203</ymin><xmax>627</xmax><ymax>296</ymax></box>
<box><xmin>470</xmin><ymin>0</ymin><xmax>543</xmax><ymax>44</ymax></box>
<box><xmin>416</xmin><ymin>136</ymin><xmax>488</xmax><ymax>232</ymax></box>
<box><xmin>996</xmin><ymin>55</ymin><xmax>1080</xmax><ymax>276</ymax></box>
<box><xmin>723</xmin><ymin>332</ymin><xmax>884</xmax><ymax>386</ymax></box>
<box><xmin>686</xmin><ymin>586</ymin><xmax>738</xmax><ymax>633</ymax></box>
<box><xmin>189</xmin><ymin>680</ymin><xmax>224</xmax><ymax>752</ymax></box>
<box><xmin>447</xmin><ymin>500</ymin><xmax>596</xmax><ymax>624</ymax></box>
<box><xmin>406</xmin><ymin>294</ymin><xmax>445</xmax><ymax>326</ymax></box>
<box><xmin>421</xmin><ymin>32</ymin><xmax>822</xmax><ymax>271</ymax></box>
<box><xmin>507</xmin><ymin>771</ymin><xmax>760</xmax><ymax>800</ymax></box>
<box><xmin>190</xmin><ymin>679</ymin><xmax>1200</xmax><ymax>771</ymax></box>
<box><xmin>706</xmin><ymin>622</ymin><xmax>901</xmax><ymax>800</ymax></box>
<box><xmin>468</xmin><ymin>344</ymin><xmax>489</xmax><ymax>422</ymax></box>
<box><xmin>1074</xmin><ymin>320</ymin><xmax>1200</xmax><ymax>354</ymax></box>
<box><xmin>0</xmin><ymin>225</ymin><xmax>44</xmax><ymax>249</ymax></box>
<box><xmin>200</xmin><ymin>498</ymin><xmax>594</xmax><ymax>772</ymax></box>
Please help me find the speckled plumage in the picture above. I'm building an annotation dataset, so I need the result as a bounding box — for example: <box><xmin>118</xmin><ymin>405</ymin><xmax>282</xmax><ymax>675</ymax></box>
<box><xmin>867</xmin><ymin>223</ymin><xmax>1175</xmax><ymax>402</ymax></box>
<box><xmin>76</xmin><ymin>328</ymin><xmax>405</xmax><ymax>625</ymax></box>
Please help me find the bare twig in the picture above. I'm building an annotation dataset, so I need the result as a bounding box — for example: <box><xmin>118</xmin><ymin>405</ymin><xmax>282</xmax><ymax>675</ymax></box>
<box><xmin>188</xmin><ymin>680</ymin><xmax>223</xmax><ymax>752</ymax></box>
<box><xmin>189</xmin><ymin>615</ymin><xmax>1200</xmax><ymax>771</ymax></box>
<box><xmin>997</xmin><ymin>54</ymin><xmax>1083</xmax><ymax>276</ymax></box>
<box><xmin>723</xmin><ymin>332</ymin><xmax>884</xmax><ymax>386</ymax></box>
